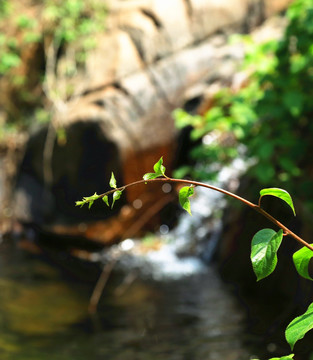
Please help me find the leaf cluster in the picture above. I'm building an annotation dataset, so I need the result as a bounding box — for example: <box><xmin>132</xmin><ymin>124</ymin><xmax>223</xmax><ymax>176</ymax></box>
<box><xmin>143</xmin><ymin>157</ymin><xmax>167</xmax><ymax>180</ymax></box>
<box><xmin>250</xmin><ymin>188</ymin><xmax>313</xmax><ymax>358</ymax></box>
<box><xmin>76</xmin><ymin>172</ymin><xmax>123</xmax><ymax>210</ymax></box>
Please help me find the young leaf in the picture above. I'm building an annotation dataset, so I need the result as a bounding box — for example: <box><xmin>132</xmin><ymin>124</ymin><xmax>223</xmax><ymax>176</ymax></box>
<box><xmin>84</xmin><ymin>192</ymin><xmax>100</xmax><ymax>201</ymax></box>
<box><xmin>259</xmin><ymin>188</ymin><xmax>296</xmax><ymax>216</ymax></box>
<box><xmin>268</xmin><ymin>355</ymin><xmax>294</xmax><ymax>360</ymax></box>
<box><xmin>179</xmin><ymin>186</ymin><xmax>194</xmax><ymax>215</ymax></box>
<box><xmin>153</xmin><ymin>157</ymin><xmax>166</xmax><ymax>176</ymax></box>
<box><xmin>75</xmin><ymin>200</ymin><xmax>85</xmax><ymax>208</ymax></box>
<box><xmin>285</xmin><ymin>302</ymin><xmax>313</xmax><ymax>350</ymax></box>
<box><xmin>111</xmin><ymin>190</ymin><xmax>123</xmax><ymax>209</ymax></box>
<box><xmin>75</xmin><ymin>192</ymin><xmax>100</xmax><ymax>208</ymax></box>
<box><xmin>143</xmin><ymin>172</ymin><xmax>160</xmax><ymax>181</ymax></box>
<box><xmin>251</xmin><ymin>228</ymin><xmax>284</xmax><ymax>281</ymax></box>
<box><xmin>293</xmin><ymin>245</ymin><xmax>313</xmax><ymax>280</ymax></box>
<box><xmin>109</xmin><ymin>172</ymin><xmax>117</xmax><ymax>189</ymax></box>
<box><xmin>102</xmin><ymin>195</ymin><xmax>109</xmax><ymax>207</ymax></box>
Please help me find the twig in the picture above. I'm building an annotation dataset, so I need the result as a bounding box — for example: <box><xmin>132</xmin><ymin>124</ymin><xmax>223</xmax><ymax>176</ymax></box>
<box><xmin>88</xmin><ymin>258</ymin><xmax>117</xmax><ymax>314</ymax></box>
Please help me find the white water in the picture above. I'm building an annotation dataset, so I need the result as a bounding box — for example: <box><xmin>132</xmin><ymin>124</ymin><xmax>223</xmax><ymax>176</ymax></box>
<box><xmin>103</xmin><ymin>157</ymin><xmax>247</xmax><ymax>280</ymax></box>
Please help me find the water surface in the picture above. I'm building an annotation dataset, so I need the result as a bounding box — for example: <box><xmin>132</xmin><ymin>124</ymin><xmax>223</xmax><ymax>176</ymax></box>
<box><xmin>0</xmin><ymin>239</ymin><xmax>252</xmax><ymax>360</ymax></box>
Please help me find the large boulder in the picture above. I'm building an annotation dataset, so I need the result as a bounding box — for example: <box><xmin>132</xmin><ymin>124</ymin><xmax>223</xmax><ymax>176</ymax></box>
<box><xmin>8</xmin><ymin>0</ymin><xmax>291</xmax><ymax>245</ymax></box>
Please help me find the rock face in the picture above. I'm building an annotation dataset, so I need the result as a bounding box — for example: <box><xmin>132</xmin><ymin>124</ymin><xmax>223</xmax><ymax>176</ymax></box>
<box><xmin>11</xmin><ymin>0</ymin><xmax>292</xmax><ymax>245</ymax></box>
<box><xmin>62</xmin><ymin>0</ymin><xmax>291</xmax><ymax>155</ymax></box>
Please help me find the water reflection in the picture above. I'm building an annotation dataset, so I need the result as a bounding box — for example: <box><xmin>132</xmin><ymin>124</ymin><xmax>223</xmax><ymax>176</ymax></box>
<box><xmin>0</xmin><ymin>240</ymin><xmax>250</xmax><ymax>360</ymax></box>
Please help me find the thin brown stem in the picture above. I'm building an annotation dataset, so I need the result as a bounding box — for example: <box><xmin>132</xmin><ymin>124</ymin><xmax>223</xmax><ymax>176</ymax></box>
<box><xmin>99</xmin><ymin>177</ymin><xmax>257</xmax><ymax>209</ymax></box>
<box><xmin>98</xmin><ymin>176</ymin><xmax>313</xmax><ymax>252</ymax></box>
<box><xmin>255</xmin><ymin>207</ymin><xmax>313</xmax><ymax>252</ymax></box>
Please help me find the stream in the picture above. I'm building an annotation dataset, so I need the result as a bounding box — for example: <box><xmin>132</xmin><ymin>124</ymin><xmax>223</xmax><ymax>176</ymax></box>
<box><xmin>0</xmin><ymin>240</ymin><xmax>254</xmax><ymax>360</ymax></box>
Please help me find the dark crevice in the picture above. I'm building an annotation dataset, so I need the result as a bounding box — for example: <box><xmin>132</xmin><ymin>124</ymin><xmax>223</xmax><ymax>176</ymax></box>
<box><xmin>120</xmin><ymin>25</ymin><xmax>146</xmax><ymax>62</ymax></box>
<box><xmin>111</xmin><ymin>81</ymin><xmax>130</xmax><ymax>96</ymax></box>
<box><xmin>140</xmin><ymin>8</ymin><xmax>163</xmax><ymax>28</ymax></box>
<box><xmin>92</xmin><ymin>82</ymin><xmax>145</xmax><ymax>116</ymax></box>
<box><xmin>242</xmin><ymin>0</ymin><xmax>266</xmax><ymax>33</ymax></box>
<box><xmin>93</xmin><ymin>99</ymin><xmax>105</xmax><ymax>108</ymax></box>
<box><xmin>80</xmin><ymin>84</ymin><xmax>109</xmax><ymax>98</ymax></box>
<box><xmin>113</xmin><ymin>81</ymin><xmax>146</xmax><ymax>117</ymax></box>
<box><xmin>183</xmin><ymin>0</ymin><xmax>193</xmax><ymax>19</ymax></box>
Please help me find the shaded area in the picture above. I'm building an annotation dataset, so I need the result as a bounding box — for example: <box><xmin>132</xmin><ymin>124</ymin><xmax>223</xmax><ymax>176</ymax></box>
<box><xmin>14</xmin><ymin>121</ymin><xmax>123</xmax><ymax>226</ymax></box>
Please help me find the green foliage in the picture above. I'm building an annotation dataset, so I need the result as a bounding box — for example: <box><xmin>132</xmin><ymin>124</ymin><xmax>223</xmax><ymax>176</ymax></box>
<box><xmin>108</xmin><ymin>171</ymin><xmax>125</xmax><ymax>209</ymax></box>
<box><xmin>76</xmin><ymin>171</ymin><xmax>124</xmax><ymax>209</ymax></box>
<box><xmin>173</xmin><ymin>3</ymin><xmax>313</xmax><ymax>350</ymax></box>
<box><xmin>259</xmin><ymin>188</ymin><xmax>296</xmax><ymax>216</ymax></box>
<box><xmin>0</xmin><ymin>1</ymin><xmax>11</xmax><ymax>18</ymax></box>
<box><xmin>253</xmin><ymin>355</ymin><xmax>294</xmax><ymax>360</ymax></box>
<box><xmin>178</xmin><ymin>186</ymin><xmax>194</xmax><ymax>215</ymax></box>
<box><xmin>250</xmin><ymin>229</ymin><xmax>283</xmax><ymax>281</ymax></box>
<box><xmin>293</xmin><ymin>245</ymin><xmax>313</xmax><ymax>280</ymax></box>
<box><xmin>268</xmin><ymin>355</ymin><xmax>294</xmax><ymax>360</ymax></box>
<box><xmin>0</xmin><ymin>0</ymin><xmax>106</xmax><ymax>74</ymax></box>
<box><xmin>111</xmin><ymin>190</ymin><xmax>123</xmax><ymax>209</ymax></box>
<box><xmin>102</xmin><ymin>195</ymin><xmax>109</xmax><ymax>207</ymax></box>
<box><xmin>75</xmin><ymin>192</ymin><xmax>100</xmax><ymax>209</ymax></box>
<box><xmin>0</xmin><ymin>0</ymin><xmax>107</xmax><ymax>128</ymax></box>
<box><xmin>109</xmin><ymin>172</ymin><xmax>117</xmax><ymax>189</ymax></box>
<box><xmin>42</xmin><ymin>0</ymin><xmax>106</xmax><ymax>61</ymax></box>
<box><xmin>285</xmin><ymin>302</ymin><xmax>313</xmax><ymax>350</ymax></box>
<box><xmin>173</xmin><ymin>0</ymin><xmax>313</xmax><ymax>210</ymax></box>
<box><xmin>143</xmin><ymin>157</ymin><xmax>167</xmax><ymax>180</ymax></box>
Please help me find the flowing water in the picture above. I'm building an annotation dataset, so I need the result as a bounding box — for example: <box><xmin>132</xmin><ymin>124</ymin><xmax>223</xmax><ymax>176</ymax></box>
<box><xmin>0</xmin><ymin>240</ymin><xmax>253</xmax><ymax>360</ymax></box>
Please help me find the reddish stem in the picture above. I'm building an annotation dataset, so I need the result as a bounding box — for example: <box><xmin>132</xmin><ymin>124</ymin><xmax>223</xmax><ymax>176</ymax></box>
<box><xmin>99</xmin><ymin>177</ymin><xmax>313</xmax><ymax>252</ymax></box>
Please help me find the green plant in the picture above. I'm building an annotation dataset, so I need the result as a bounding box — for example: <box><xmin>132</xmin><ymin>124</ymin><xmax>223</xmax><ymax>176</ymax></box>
<box><xmin>76</xmin><ymin>157</ymin><xmax>313</xmax><ymax>359</ymax></box>
<box><xmin>173</xmin><ymin>0</ymin><xmax>313</xmax><ymax>211</ymax></box>
<box><xmin>0</xmin><ymin>0</ymin><xmax>107</xmax><ymax>129</ymax></box>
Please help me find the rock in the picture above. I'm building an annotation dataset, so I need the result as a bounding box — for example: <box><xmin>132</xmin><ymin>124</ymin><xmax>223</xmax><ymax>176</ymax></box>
<box><xmin>5</xmin><ymin>0</ymin><xmax>291</xmax><ymax>244</ymax></box>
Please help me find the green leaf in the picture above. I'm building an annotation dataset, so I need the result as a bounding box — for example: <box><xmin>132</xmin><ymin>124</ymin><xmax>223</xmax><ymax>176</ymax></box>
<box><xmin>179</xmin><ymin>186</ymin><xmax>194</xmax><ymax>215</ymax></box>
<box><xmin>111</xmin><ymin>190</ymin><xmax>123</xmax><ymax>209</ymax></box>
<box><xmin>285</xmin><ymin>302</ymin><xmax>313</xmax><ymax>350</ymax></box>
<box><xmin>293</xmin><ymin>245</ymin><xmax>313</xmax><ymax>280</ymax></box>
<box><xmin>153</xmin><ymin>157</ymin><xmax>166</xmax><ymax>176</ymax></box>
<box><xmin>84</xmin><ymin>192</ymin><xmax>100</xmax><ymax>201</ymax></box>
<box><xmin>259</xmin><ymin>188</ymin><xmax>296</xmax><ymax>216</ymax></box>
<box><xmin>102</xmin><ymin>195</ymin><xmax>109</xmax><ymax>207</ymax></box>
<box><xmin>282</xmin><ymin>91</ymin><xmax>303</xmax><ymax>117</ymax></box>
<box><xmin>251</xmin><ymin>229</ymin><xmax>284</xmax><ymax>281</ymax></box>
<box><xmin>75</xmin><ymin>200</ymin><xmax>85</xmax><ymax>208</ymax></box>
<box><xmin>75</xmin><ymin>192</ymin><xmax>100</xmax><ymax>208</ymax></box>
<box><xmin>142</xmin><ymin>157</ymin><xmax>167</xmax><ymax>181</ymax></box>
<box><xmin>109</xmin><ymin>172</ymin><xmax>117</xmax><ymax>189</ymax></box>
<box><xmin>268</xmin><ymin>355</ymin><xmax>294</xmax><ymax>360</ymax></box>
<box><xmin>143</xmin><ymin>172</ymin><xmax>160</xmax><ymax>181</ymax></box>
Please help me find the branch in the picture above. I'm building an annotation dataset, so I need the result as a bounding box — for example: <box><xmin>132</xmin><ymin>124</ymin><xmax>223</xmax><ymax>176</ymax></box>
<box><xmin>96</xmin><ymin>177</ymin><xmax>313</xmax><ymax>252</ymax></box>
